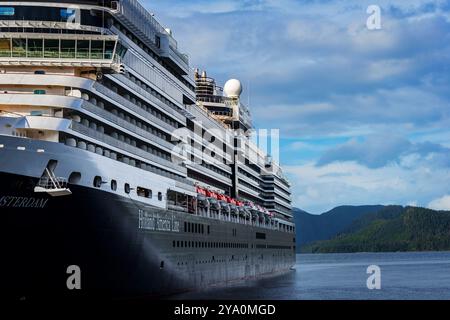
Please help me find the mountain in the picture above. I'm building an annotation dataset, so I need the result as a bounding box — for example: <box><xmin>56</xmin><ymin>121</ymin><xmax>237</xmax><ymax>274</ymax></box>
<box><xmin>293</xmin><ymin>205</ymin><xmax>385</xmax><ymax>249</ymax></box>
<box><xmin>301</xmin><ymin>206</ymin><xmax>450</xmax><ymax>253</ymax></box>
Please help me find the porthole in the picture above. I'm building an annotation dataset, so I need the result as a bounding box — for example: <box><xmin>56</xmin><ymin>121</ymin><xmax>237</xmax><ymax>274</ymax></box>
<box><xmin>93</xmin><ymin>176</ymin><xmax>102</xmax><ymax>188</ymax></box>
<box><xmin>111</xmin><ymin>179</ymin><xmax>117</xmax><ymax>191</ymax></box>
<box><xmin>68</xmin><ymin>172</ymin><xmax>81</xmax><ymax>184</ymax></box>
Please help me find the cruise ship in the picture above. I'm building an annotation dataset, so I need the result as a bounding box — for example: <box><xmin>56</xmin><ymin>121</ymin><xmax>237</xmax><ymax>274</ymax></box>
<box><xmin>0</xmin><ymin>0</ymin><xmax>295</xmax><ymax>298</ymax></box>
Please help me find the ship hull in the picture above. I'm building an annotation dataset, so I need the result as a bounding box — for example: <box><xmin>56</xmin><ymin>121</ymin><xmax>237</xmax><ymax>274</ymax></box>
<box><xmin>0</xmin><ymin>171</ymin><xmax>295</xmax><ymax>300</ymax></box>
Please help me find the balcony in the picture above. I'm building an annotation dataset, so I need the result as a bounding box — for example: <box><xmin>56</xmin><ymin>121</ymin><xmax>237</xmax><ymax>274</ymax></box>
<box><xmin>91</xmin><ymin>82</ymin><xmax>182</xmax><ymax>132</ymax></box>
<box><xmin>81</xmin><ymin>101</ymin><xmax>177</xmax><ymax>153</ymax></box>
<box><xmin>71</xmin><ymin>121</ymin><xmax>185</xmax><ymax>174</ymax></box>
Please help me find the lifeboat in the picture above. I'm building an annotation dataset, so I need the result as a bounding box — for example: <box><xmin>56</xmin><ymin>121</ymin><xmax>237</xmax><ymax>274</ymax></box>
<box><xmin>206</xmin><ymin>190</ymin><xmax>221</xmax><ymax>210</ymax></box>
<box><xmin>196</xmin><ymin>186</ymin><xmax>209</xmax><ymax>207</ymax></box>
<box><xmin>234</xmin><ymin>201</ymin><xmax>246</xmax><ymax>217</ymax></box>
<box><xmin>244</xmin><ymin>201</ymin><xmax>259</xmax><ymax>219</ymax></box>
<box><xmin>226</xmin><ymin>196</ymin><xmax>239</xmax><ymax>215</ymax></box>
<box><xmin>256</xmin><ymin>205</ymin><xmax>266</xmax><ymax>218</ymax></box>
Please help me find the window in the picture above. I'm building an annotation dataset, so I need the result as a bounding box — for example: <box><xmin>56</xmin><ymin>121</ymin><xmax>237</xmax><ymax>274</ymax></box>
<box><xmin>68</xmin><ymin>172</ymin><xmax>81</xmax><ymax>184</ymax></box>
<box><xmin>44</xmin><ymin>39</ymin><xmax>59</xmax><ymax>59</ymax></box>
<box><xmin>33</xmin><ymin>90</ymin><xmax>46</xmax><ymax>95</ymax></box>
<box><xmin>0</xmin><ymin>7</ymin><xmax>14</xmax><ymax>16</ymax></box>
<box><xmin>12</xmin><ymin>39</ymin><xmax>27</xmax><ymax>57</ymax></box>
<box><xmin>28</xmin><ymin>39</ymin><xmax>43</xmax><ymax>58</ymax></box>
<box><xmin>137</xmin><ymin>186</ymin><xmax>152</xmax><ymax>198</ymax></box>
<box><xmin>111</xmin><ymin>180</ymin><xmax>117</xmax><ymax>191</ymax></box>
<box><xmin>158</xmin><ymin>192</ymin><xmax>163</xmax><ymax>201</ymax></box>
<box><xmin>76</xmin><ymin>40</ymin><xmax>89</xmax><ymax>59</ymax></box>
<box><xmin>256</xmin><ymin>232</ymin><xmax>266</xmax><ymax>240</ymax></box>
<box><xmin>91</xmin><ymin>40</ymin><xmax>104</xmax><ymax>59</ymax></box>
<box><xmin>60</xmin><ymin>8</ymin><xmax>76</xmax><ymax>20</ymax></box>
<box><xmin>34</xmin><ymin>70</ymin><xmax>46</xmax><ymax>75</ymax></box>
<box><xmin>61</xmin><ymin>40</ymin><xmax>75</xmax><ymax>59</ymax></box>
<box><xmin>105</xmin><ymin>41</ymin><xmax>116</xmax><ymax>59</ymax></box>
<box><xmin>93</xmin><ymin>176</ymin><xmax>102</xmax><ymax>188</ymax></box>
<box><xmin>124</xmin><ymin>183</ymin><xmax>130</xmax><ymax>194</ymax></box>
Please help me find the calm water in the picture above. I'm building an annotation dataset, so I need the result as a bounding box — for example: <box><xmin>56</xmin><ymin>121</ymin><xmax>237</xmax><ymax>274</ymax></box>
<box><xmin>170</xmin><ymin>252</ymin><xmax>450</xmax><ymax>300</ymax></box>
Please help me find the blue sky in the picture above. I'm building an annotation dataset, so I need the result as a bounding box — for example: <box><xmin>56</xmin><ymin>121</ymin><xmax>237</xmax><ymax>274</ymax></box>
<box><xmin>143</xmin><ymin>0</ymin><xmax>450</xmax><ymax>213</ymax></box>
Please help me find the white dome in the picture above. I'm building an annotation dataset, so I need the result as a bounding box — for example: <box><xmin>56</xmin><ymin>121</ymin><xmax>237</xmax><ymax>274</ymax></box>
<box><xmin>224</xmin><ymin>79</ymin><xmax>242</xmax><ymax>97</ymax></box>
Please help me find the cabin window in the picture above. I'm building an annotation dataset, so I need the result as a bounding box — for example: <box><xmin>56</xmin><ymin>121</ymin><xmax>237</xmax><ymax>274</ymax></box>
<box><xmin>111</xmin><ymin>180</ymin><xmax>117</xmax><ymax>191</ymax></box>
<box><xmin>93</xmin><ymin>176</ymin><xmax>102</xmax><ymax>188</ymax></box>
<box><xmin>158</xmin><ymin>192</ymin><xmax>163</xmax><ymax>201</ymax></box>
<box><xmin>33</xmin><ymin>90</ymin><xmax>46</xmax><ymax>95</ymax></box>
<box><xmin>34</xmin><ymin>70</ymin><xmax>46</xmax><ymax>75</ymax></box>
<box><xmin>124</xmin><ymin>183</ymin><xmax>130</xmax><ymax>194</ymax></box>
<box><xmin>137</xmin><ymin>186</ymin><xmax>152</xmax><ymax>198</ymax></box>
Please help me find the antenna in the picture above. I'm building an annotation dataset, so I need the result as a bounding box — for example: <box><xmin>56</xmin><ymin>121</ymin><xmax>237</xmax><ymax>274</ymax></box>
<box><xmin>247</xmin><ymin>79</ymin><xmax>250</xmax><ymax>108</ymax></box>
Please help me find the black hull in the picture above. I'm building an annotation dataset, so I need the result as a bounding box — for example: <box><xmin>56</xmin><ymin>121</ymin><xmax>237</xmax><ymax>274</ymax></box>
<box><xmin>0</xmin><ymin>172</ymin><xmax>295</xmax><ymax>300</ymax></box>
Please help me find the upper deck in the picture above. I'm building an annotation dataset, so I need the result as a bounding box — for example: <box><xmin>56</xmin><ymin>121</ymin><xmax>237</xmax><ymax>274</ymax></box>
<box><xmin>0</xmin><ymin>0</ymin><xmax>190</xmax><ymax>75</ymax></box>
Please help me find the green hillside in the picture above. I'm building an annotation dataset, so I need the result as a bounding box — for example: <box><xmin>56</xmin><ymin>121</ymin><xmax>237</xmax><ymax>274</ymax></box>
<box><xmin>301</xmin><ymin>206</ymin><xmax>450</xmax><ymax>253</ymax></box>
<box><xmin>293</xmin><ymin>205</ymin><xmax>384</xmax><ymax>246</ymax></box>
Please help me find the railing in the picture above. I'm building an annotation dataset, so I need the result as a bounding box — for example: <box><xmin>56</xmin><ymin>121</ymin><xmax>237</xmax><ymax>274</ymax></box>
<box><xmin>81</xmin><ymin>101</ymin><xmax>176</xmax><ymax>151</ymax></box>
<box><xmin>0</xmin><ymin>20</ymin><xmax>111</xmax><ymax>35</ymax></box>
<box><xmin>71</xmin><ymin>121</ymin><xmax>186</xmax><ymax>174</ymax></box>
<box><xmin>36</xmin><ymin>176</ymin><xmax>68</xmax><ymax>190</ymax></box>
<box><xmin>92</xmin><ymin>82</ymin><xmax>182</xmax><ymax>132</ymax></box>
<box><xmin>186</xmin><ymin>163</ymin><xmax>232</xmax><ymax>185</ymax></box>
<box><xmin>104</xmin><ymin>74</ymin><xmax>186</xmax><ymax>123</ymax></box>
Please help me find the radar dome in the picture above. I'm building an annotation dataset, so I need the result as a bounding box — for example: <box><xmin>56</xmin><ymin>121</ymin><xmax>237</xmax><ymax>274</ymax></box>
<box><xmin>224</xmin><ymin>79</ymin><xmax>242</xmax><ymax>97</ymax></box>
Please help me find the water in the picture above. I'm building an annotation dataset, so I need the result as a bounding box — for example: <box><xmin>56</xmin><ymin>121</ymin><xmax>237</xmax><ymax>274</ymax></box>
<box><xmin>170</xmin><ymin>252</ymin><xmax>450</xmax><ymax>300</ymax></box>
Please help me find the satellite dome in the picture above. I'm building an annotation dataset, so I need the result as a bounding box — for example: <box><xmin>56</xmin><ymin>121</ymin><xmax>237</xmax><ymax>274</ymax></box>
<box><xmin>224</xmin><ymin>79</ymin><xmax>242</xmax><ymax>97</ymax></box>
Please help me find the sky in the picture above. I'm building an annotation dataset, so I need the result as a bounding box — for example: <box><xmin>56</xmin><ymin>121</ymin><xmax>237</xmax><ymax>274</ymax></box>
<box><xmin>143</xmin><ymin>0</ymin><xmax>450</xmax><ymax>214</ymax></box>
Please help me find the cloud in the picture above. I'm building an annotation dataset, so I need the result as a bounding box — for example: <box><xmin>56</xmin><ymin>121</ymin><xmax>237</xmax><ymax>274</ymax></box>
<box><xmin>428</xmin><ymin>195</ymin><xmax>450</xmax><ymax>210</ymax></box>
<box><xmin>317</xmin><ymin>134</ymin><xmax>450</xmax><ymax>168</ymax></box>
<box><xmin>286</xmin><ymin>161</ymin><xmax>450</xmax><ymax>214</ymax></box>
<box><xmin>145</xmin><ymin>0</ymin><xmax>450</xmax><ymax>211</ymax></box>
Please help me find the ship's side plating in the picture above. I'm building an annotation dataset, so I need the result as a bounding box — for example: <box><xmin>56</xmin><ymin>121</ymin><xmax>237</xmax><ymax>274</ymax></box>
<box><xmin>0</xmin><ymin>0</ymin><xmax>295</xmax><ymax>298</ymax></box>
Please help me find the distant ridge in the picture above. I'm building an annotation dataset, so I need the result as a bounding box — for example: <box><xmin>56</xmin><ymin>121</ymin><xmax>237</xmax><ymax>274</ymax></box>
<box><xmin>301</xmin><ymin>206</ymin><xmax>450</xmax><ymax>253</ymax></box>
<box><xmin>293</xmin><ymin>205</ymin><xmax>384</xmax><ymax>250</ymax></box>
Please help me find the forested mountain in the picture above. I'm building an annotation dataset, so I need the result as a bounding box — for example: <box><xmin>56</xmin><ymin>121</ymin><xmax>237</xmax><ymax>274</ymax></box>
<box><xmin>301</xmin><ymin>206</ymin><xmax>450</xmax><ymax>253</ymax></box>
<box><xmin>293</xmin><ymin>205</ymin><xmax>384</xmax><ymax>247</ymax></box>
